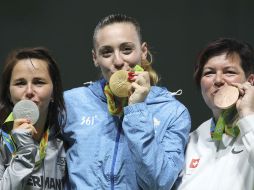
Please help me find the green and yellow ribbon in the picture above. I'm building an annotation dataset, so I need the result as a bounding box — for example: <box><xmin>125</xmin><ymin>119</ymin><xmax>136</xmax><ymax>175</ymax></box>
<box><xmin>211</xmin><ymin>106</ymin><xmax>240</xmax><ymax>141</ymax></box>
<box><xmin>35</xmin><ymin>128</ymin><xmax>49</xmax><ymax>166</ymax></box>
<box><xmin>1</xmin><ymin>113</ymin><xmax>16</xmax><ymax>154</ymax></box>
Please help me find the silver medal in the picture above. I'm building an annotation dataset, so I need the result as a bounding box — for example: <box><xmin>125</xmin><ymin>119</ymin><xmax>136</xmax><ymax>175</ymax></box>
<box><xmin>13</xmin><ymin>99</ymin><xmax>39</xmax><ymax>125</ymax></box>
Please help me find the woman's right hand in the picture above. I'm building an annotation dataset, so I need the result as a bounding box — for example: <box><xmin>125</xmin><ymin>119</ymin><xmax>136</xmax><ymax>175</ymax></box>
<box><xmin>13</xmin><ymin>118</ymin><xmax>37</xmax><ymax>136</ymax></box>
<box><xmin>128</xmin><ymin>71</ymin><xmax>151</xmax><ymax>105</ymax></box>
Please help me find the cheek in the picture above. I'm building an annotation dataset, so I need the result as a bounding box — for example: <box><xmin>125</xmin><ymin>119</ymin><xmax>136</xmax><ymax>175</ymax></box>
<box><xmin>200</xmin><ymin>79</ymin><xmax>210</xmax><ymax>92</ymax></box>
<box><xmin>97</xmin><ymin>57</ymin><xmax>111</xmax><ymax>67</ymax></box>
<box><xmin>128</xmin><ymin>54</ymin><xmax>142</xmax><ymax>64</ymax></box>
<box><xmin>97</xmin><ymin>60</ymin><xmax>112</xmax><ymax>71</ymax></box>
<box><xmin>38</xmin><ymin>91</ymin><xmax>53</xmax><ymax>114</ymax></box>
<box><xmin>9</xmin><ymin>87</ymin><xmax>22</xmax><ymax>104</ymax></box>
<box><xmin>228</xmin><ymin>76</ymin><xmax>246</xmax><ymax>83</ymax></box>
<box><xmin>39</xmin><ymin>87</ymin><xmax>53</xmax><ymax>103</ymax></box>
<box><xmin>200</xmin><ymin>79</ymin><xmax>213</xmax><ymax>98</ymax></box>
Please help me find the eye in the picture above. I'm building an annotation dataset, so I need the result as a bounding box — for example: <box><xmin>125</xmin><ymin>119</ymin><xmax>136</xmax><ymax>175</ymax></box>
<box><xmin>14</xmin><ymin>81</ymin><xmax>26</xmax><ymax>86</ymax></box>
<box><xmin>13</xmin><ymin>79</ymin><xmax>26</xmax><ymax>87</ymax></box>
<box><xmin>33</xmin><ymin>78</ymin><xmax>46</xmax><ymax>86</ymax></box>
<box><xmin>225</xmin><ymin>70</ymin><xmax>237</xmax><ymax>75</ymax></box>
<box><xmin>102</xmin><ymin>51</ymin><xmax>112</xmax><ymax>58</ymax></box>
<box><xmin>202</xmin><ymin>70</ymin><xmax>214</xmax><ymax>77</ymax></box>
<box><xmin>99</xmin><ymin>47</ymin><xmax>113</xmax><ymax>58</ymax></box>
<box><xmin>122</xmin><ymin>47</ymin><xmax>133</xmax><ymax>54</ymax></box>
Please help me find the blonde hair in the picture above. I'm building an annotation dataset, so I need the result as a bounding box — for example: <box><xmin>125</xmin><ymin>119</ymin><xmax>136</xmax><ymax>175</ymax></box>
<box><xmin>141</xmin><ymin>51</ymin><xmax>159</xmax><ymax>85</ymax></box>
<box><xmin>93</xmin><ymin>14</ymin><xmax>159</xmax><ymax>85</ymax></box>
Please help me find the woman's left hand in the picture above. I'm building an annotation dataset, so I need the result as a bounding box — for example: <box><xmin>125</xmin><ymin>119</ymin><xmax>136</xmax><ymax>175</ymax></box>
<box><xmin>232</xmin><ymin>82</ymin><xmax>254</xmax><ymax>118</ymax></box>
<box><xmin>128</xmin><ymin>71</ymin><xmax>151</xmax><ymax>105</ymax></box>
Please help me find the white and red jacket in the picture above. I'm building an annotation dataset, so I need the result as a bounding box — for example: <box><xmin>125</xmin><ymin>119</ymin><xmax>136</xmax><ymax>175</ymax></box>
<box><xmin>176</xmin><ymin>114</ymin><xmax>254</xmax><ymax>190</ymax></box>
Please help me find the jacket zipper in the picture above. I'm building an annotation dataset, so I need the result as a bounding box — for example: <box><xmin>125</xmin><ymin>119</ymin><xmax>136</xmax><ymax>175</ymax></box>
<box><xmin>110</xmin><ymin>116</ymin><xmax>122</xmax><ymax>190</ymax></box>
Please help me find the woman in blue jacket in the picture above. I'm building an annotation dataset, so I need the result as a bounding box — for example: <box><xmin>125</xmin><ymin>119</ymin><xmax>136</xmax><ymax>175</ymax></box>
<box><xmin>63</xmin><ymin>13</ymin><xmax>191</xmax><ymax>190</ymax></box>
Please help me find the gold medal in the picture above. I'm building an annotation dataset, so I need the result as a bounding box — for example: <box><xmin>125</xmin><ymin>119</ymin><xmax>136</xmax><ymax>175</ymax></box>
<box><xmin>109</xmin><ymin>70</ymin><xmax>131</xmax><ymax>97</ymax></box>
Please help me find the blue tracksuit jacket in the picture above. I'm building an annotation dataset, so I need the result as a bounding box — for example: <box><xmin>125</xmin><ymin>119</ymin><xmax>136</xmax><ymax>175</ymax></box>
<box><xmin>63</xmin><ymin>79</ymin><xmax>191</xmax><ymax>190</ymax></box>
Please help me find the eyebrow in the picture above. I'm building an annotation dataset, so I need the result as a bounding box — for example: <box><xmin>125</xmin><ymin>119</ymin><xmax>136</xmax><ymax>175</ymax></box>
<box><xmin>13</xmin><ymin>78</ymin><xmax>24</xmax><ymax>81</ymax></box>
<box><xmin>99</xmin><ymin>46</ymin><xmax>111</xmax><ymax>50</ymax></box>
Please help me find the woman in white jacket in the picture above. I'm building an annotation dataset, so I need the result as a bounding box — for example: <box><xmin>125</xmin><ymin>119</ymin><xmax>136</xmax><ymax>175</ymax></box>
<box><xmin>175</xmin><ymin>38</ymin><xmax>254</xmax><ymax>190</ymax></box>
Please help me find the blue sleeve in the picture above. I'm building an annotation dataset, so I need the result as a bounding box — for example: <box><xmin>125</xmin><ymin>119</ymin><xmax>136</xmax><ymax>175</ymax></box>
<box><xmin>123</xmin><ymin>102</ymin><xmax>191</xmax><ymax>190</ymax></box>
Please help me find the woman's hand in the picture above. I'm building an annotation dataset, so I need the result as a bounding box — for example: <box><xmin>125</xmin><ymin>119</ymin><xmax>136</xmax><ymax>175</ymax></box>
<box><xmin>13</xmin><ymin>118</ymin><xmax>38</xmax><ymax>136</ymax></box>
<box><xmin>128</xmin><ymin>71</ymin><xmax>151</xmax><ymax>105</ymax></box>
<box><xmin>232</xmin><ymin>82</ymin><xmax>254</xmax><ymax>118</ymax></box>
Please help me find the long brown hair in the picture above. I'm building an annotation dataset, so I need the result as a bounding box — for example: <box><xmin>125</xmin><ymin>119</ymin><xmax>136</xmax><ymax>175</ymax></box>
<box><xmin>0</xmin><ymin>47</ymin><xmax>66</xmax><ymax>133</ymax></box>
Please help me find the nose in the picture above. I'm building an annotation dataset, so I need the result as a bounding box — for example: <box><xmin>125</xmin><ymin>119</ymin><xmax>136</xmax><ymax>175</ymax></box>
<box><xmin>213</xmin><ymin>73</ymin><xmax>225</xmax><ymax>87</ymax></box>
<box><xmin>113</xmin><ymin>51</ymin><xmax>124</xmax><ymax>69</ymax></box>
<box><xmin>25</xmin><ymin>84</ymin><xmax>35</xmax><ymax>99</ymax></box>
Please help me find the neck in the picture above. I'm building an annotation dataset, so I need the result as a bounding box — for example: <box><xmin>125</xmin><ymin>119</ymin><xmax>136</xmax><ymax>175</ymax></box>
<box><xmin>212</xmin><ymin>108</ymin><xmax>222</xmax><ymax>121</ymax></box>
<box><xmin>33</xmin><ymin>126</ymin><xmax>46</xmax><ymax>142</ymax></box>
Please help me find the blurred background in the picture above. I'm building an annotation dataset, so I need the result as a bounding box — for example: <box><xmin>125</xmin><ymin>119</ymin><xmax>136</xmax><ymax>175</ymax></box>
<box><xmin>1</xmin><ymin>0</ymin><xmax>254</xmax><ymax>130</ymax></box>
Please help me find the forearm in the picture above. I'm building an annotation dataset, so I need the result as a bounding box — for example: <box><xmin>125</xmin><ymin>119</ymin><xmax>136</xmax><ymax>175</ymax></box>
<box><xmin>237</xmin><ymin>114</ymin><xmax>254</xmax><ymax>167</ymax></box>
<box><xmin>0</xmin><ymin>130</ymin><xmax>37</xmax><ymax>190</ymax></box>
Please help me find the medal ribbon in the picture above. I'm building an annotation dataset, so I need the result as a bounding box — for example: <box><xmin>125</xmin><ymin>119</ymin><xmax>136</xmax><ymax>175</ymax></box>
<box><xmin>104</xmin><ymin>65</ymin><xmax>144</xmax><ymax>116</ymax></box>
<box><xmin>35</xmin><ymin>128</ymin><xmax>49</xmax><ymax>166</ymax></box>
<box><xmin>1</xmin><ymin>113</ymin><xmax>16</xmax><ymax>154</ymax></box>
<box><xmin>104</xmin><ymin>85</ymin><xmax>127</xmax><ymax>116</ymax></box>
<box><xmin>211</xmin><ymin>106</ymin><xmax>240</xmax><ymax>141</ymax></box>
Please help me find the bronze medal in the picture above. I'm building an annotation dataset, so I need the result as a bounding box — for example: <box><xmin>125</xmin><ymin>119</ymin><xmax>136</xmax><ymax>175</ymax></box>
<box><xmin>214</xmin><ymin>85</ymin><xmax>239</xmax><ymax>109</ymax></box>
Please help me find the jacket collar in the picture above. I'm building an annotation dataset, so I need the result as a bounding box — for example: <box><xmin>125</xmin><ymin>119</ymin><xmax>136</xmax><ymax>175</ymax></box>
<box><xmin>88</xmin><ymin>78</ymin><xmax>107</xmax><ymax>102</ymax></box>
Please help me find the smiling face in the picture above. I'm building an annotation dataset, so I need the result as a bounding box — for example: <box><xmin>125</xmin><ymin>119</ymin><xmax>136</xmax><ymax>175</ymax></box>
<box><xmin>200</xmin><ymin>53</ymin><xmax>247</xmax><ymax>116</ymax></box>
<box><xmin>92</xmin><ymin>22</ymin><xmax>147</xmax><ymax>81</ymax></box>
<box><xmin>9</xmin><ymin>58</ymin><xmax>53</xmax><ymax>121</ymax></box>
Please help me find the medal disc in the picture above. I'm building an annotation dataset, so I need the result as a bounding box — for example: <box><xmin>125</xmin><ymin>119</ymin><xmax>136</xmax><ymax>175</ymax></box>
<box><xmin>214</xmin><ymin>85</ymin><xmax>239</xmax><ymax>109</ymax></box>
<box><xmin>13</xmin><ymin>99</ymin><xmax>39</xmax><ymax>125</ymax></box>
<box><xmin>109</xmin><ymin>70</ymin><xmax>131</xmax><ymax>97</ymax></box>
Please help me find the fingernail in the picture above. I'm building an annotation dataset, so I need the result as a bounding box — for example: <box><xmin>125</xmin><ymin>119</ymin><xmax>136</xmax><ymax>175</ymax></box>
<box><xmin>128</xmin><ymin>75</ymin><xmax>134</xmax><ymax>80</ymax></box>
<box><xmin>128</xmin><ymin>72</ymin><xmax>135</xmax><ymax>76</ymax></box>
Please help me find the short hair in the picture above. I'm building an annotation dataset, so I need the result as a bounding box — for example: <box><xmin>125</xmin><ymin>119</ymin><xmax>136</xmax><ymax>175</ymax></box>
<box><xmin>194</xmin><ymin>38</ymin><xmax>254</xmax><ymax>88</ymax></box>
